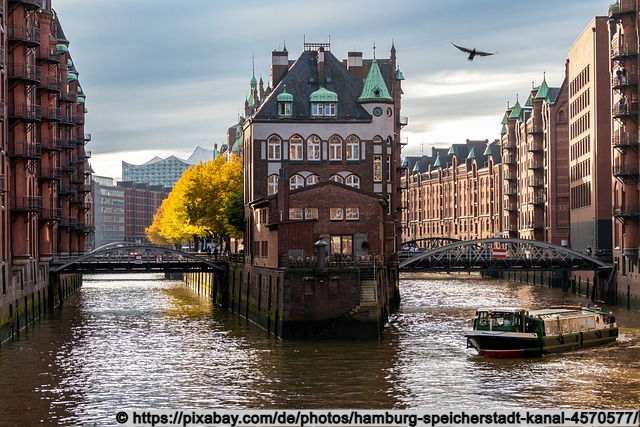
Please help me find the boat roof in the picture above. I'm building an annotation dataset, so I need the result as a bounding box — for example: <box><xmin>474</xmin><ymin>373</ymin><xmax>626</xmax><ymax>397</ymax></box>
<box><xmin>476</xmin><ymin>308</ymin><xmax>528</xmax><ymax>313</ymax></box>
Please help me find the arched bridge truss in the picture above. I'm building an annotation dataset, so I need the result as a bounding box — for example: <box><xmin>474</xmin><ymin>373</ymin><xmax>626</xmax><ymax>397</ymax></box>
<box><xmin>50</xmin><ymin>243</ymin><xmax>226</xmax><ymax>275</ymax></box>
<box><xmin>398</xmin><ymin>238</ymin><xmax>613</xmax><ymax>273</ymax></box>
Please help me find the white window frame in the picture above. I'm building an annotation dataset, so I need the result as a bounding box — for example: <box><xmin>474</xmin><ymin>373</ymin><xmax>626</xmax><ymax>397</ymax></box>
<box><xmin>290</xmin><ymin>175</ymin><xmax>305</xmax><ymax>190</ymax></box>
<box><xmin>289</xmin><ymin>135</ymin><xmax>303</xmax><ymax>161</ymax></box>
<box><xmin>330</xmin><ymin>208</ymin><xmax>343</xmax><ymax>220</ymax></box>
<box><xmin>289</xmin><ymin>208</ymin><xmax>303</xmax><ymax>220</ymax></box>
<box><xmin>268</xmin><ymin>136</ymin><xmax>281</xmax><ymax>160</ymax></box>
<box><xmin>345</xmin><ymin>174</ymin><xmax>360</xmax><ymax>189</ymax></box>
<box><xmin>329</xmin><ymin>136</ymin><xmax>342</xmax><ymax>161</ymax></box>
<box><xmin>346</xmin><ymin>135</ymin><xmax>360</xmax><ymax>161</ymax></box>
<box><xmin>305</xmin><ymin>208</ymin><xmax>318</xmax><ymax>219</ymax></box>
<box><xmin>307</xmin><ymin>136</ymin><xmax>321</xmax><ymax>161</ymax></box>
<box><xmin>346</xmin><ymin>208</ymin><xmax>359</xmax><ymax>220</ymax></box>
<box><xmin>267</xmin><ymin>174</ymin><xmax>278</xmax><ymax>195</ymax></box>
<box><xmin>330</xmin><ymin>175</ymin><xmax>344</xmax><ymax>184</ymax></box>
<box><xmin>373</xmin><ymin>155</ymin><xmax>382</xmax><ymax>182</ymax></box>
<box><xmin>306</xmin><ymin>174</ymin><xmax>319</xmax><ymax>186</ymax></box>
<box><xmin>278</xmin><ymin>101</ymin><xmax>292</xmax><ymax>117</ymax></box>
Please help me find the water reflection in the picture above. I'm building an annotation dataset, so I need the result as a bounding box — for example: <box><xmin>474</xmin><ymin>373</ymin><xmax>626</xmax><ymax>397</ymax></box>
<box><xmin>0</xmin><ymin>274</ymin><xmax>639</xmax><ymax>426</ymax></box>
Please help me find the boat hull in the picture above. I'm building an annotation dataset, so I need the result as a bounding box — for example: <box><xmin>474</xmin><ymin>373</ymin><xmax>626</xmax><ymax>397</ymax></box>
<box><xmin>466</xmin><ymin>328</ymin><xmax>618</xmax><ymax>357</ymax></box>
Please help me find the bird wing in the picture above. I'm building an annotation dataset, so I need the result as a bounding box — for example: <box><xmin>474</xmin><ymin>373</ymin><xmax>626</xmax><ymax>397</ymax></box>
<box><xmin>474</xmin><ymin>50</ymin><xmax>497</xmax><ymax>57</ymax></box>
<box><xmin>451</xmin><ymin>43</ymin><xmax>473</xmax><ymax>54</ymax></box>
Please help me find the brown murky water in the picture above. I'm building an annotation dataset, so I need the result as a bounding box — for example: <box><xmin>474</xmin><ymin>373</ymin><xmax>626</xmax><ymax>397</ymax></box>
<box><xmin>0</xmin><ymin>273</ymin><xmax>639</xmax><ymax>425</ymax></box>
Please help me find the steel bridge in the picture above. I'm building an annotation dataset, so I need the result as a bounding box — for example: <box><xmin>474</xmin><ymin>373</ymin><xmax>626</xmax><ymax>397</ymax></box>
<box><xmin>49</xmin><ymin>242</ymin><xmax>227</xmax><ymax>276</ymax></box>
<box><xmin>399</xmin><ymin>238</ymin><xmax>613</xmax><ymax>273</ymax></box>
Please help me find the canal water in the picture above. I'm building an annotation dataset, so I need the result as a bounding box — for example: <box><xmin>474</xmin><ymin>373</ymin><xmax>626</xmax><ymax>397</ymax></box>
<box><xmin>1</xmin><ymin>273</ymin><xmax>640</xmax><ymax>426</ymax></box>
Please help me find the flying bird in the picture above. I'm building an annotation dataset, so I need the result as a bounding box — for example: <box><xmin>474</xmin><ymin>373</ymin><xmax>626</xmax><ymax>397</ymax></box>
<box><xmin>452</xmin><ymin>43</ymin><xmax>497</xmax><ymax>61</ymax></box>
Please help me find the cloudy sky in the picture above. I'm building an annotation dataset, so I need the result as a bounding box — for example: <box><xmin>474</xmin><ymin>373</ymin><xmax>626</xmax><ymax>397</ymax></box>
<box><xmin>53</xmin><ymin>0</ymin><xmax>609</xmax><ymax>179</ymax></box>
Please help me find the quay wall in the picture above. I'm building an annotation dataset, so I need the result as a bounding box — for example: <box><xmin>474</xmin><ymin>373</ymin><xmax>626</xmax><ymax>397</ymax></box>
<box><xmin>184</xmin><ymin>262</ymin><xmax>396</xmax><ymax>339</ymax></box>
<box><xmin>0</xmin><ymin>261</ymin><xmax>82</xmax><ymax>347</ymax></box>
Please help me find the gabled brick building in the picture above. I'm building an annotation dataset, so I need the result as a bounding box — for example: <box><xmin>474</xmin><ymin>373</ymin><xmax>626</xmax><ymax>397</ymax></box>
<box><xmin>231</xmin><ymin>41</ymin><xmax>406</xmax><ymax>338</ymax></box>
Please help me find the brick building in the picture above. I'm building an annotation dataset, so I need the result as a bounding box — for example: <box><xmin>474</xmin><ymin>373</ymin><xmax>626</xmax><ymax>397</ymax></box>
<box><xmin>234</xmin><ymin>41</ymin><xmax>406</xmax><ymax>338</ymax></box>
<box><xmin>401</xmin><ymin>139</ymin><xmax>503</xmax><ymax>243</ymax></box>
<box><xmin>501</xmin><ymin>74</ymin><xmax>570</xmax><ymax>245</ymax></box>
<box><xmin>0</xmin><ymin>1</ymin><xmax>88</xmax><ymax>343</ymax></box>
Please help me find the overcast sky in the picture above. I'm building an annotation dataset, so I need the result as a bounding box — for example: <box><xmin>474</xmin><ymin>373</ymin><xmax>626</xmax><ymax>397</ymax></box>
<box><xmin>53</xmin><ymin>0</ymin><xmax>609</xmax><ymax>179</ymax></box>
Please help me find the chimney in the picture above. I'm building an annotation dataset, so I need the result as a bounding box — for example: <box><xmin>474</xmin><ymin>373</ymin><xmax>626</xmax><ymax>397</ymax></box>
<box><xmin>346</xmin><ymin>51</ymin><xmax>363</xmax><ymax>82</ymax></box>
<box><xmin>270</xmin><ymin>48</ymin><xmax>289</xmax><ymax>88</ymax></box>
<box><xmin>317</xmin><ymin>47</ymin><xmax>325</xmax><ymax>84</ymax></box>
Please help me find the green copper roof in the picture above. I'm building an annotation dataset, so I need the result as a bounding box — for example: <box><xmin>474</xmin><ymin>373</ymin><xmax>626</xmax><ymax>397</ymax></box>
<box><xmin>412</xmin><ymin>161</ymin><xmax>421</xmax><ymax>173</ymax></box>
<box><xmin>501</xmin><ymin>124</ymin><xmax>507</xmax><ymax>135</ymax></box>
<box><xmin>525</xmin><ymin>93</ymin><xmax>533</xmax><ymax>107</ymax></box>
<box><xmin>484</xmin><ymin>144</ymin><xmax>492</xmax><ymax>156</ymax></box>
<box><xmin>358</xmin><ymin>58</ymin><xmax>393</xmax><ymax>102</ymax></box>
<box><xmin>467</xmin><ymin>147</ymin><xmax>476</xmax><ymax>160</ymax></box>
<box><xmin>509</xmin><ymin>99</ymin><xmax>522</xmax><ymax>119</ymax></box>
<box><xmin>535</xmin><ymin>75</ymin><xmax>549</xmax><ymax>100</ymax></box>
<box><xmin>310</xmin><ymin>86</ymin><xmax>338</xmax><ymax>102</ymax></box>
<box><xmin>77</xmin><ymin>96</ymin><xmax>85</xmax><ymax>104</ymax></box>
<box><xmin>277</xmin><ymin>90</ymin><xmax>293</xmax><ymax>102</ymax></box>
<box><xmin>501</xmin><ymin>111</ymin><xmax>510</xmax><ymax>125</ymax></box>
<box><xmin>56</xmin><ymin>44</ymin><xmax>68</xmax><ymax>53</ymax></box>
<box><xmin>448</xmin><ymin>146</ymin><xmax>455</xmax><ymax>155</ymax></box>
<box><xmin>67</xmin><ymin>73</ymin><xmax>77</xmax><ymax>83</ymax></box>
<box><xmin>396</xmin><ymin>67</ymin><xmax>405</xmax><ymax>81</ymax></box>
<box><xmin>433</xmin><ymin>154</ymin><xmax>442</xmax><ymax>168</ymax></box>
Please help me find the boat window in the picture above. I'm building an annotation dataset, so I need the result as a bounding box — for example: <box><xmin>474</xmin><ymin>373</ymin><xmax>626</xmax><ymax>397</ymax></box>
<box><xmin>560</xmin><ymin>319</ymin><xmax>570</xmax><ymax>334</ymax></box>
<box><xmin>568</xmin><ymin>318</ymin><xmax>578</xmax><ymax>333</ymax></box>
<box><xmin>545</xmin><ymin>320</ymin><xmax>560</xmax><ymax>336</ymax></box>
<box><xmin>586</xmin><ymin>316</ymin><xmax>596</xmax><ymax>329</ymax></box>
<box><xmin>577</xmin><ymin>317</ymin><xmax>587</xmax><ymax>331</ymax></box>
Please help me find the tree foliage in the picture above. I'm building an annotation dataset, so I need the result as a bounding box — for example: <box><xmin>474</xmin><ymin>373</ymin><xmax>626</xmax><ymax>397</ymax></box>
<box><xmin>146</xmin><ymin>155</ymin><xmax>244</xmax><ymax>246</ymax></box>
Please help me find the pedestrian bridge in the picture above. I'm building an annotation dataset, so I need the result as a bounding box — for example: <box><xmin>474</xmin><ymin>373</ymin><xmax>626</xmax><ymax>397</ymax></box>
<box><xmin>49</xmin><ymin>242</ymin><xmax>227</xmax><ymax>275</ymax></box>
<box><xmin>399</xmin><ymin>238</ymin><xmax>613</xmax><ymax>272</ymax></box>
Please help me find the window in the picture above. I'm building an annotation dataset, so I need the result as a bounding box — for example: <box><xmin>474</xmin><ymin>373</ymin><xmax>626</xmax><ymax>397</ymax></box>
<box><xmin>267</xmin><ymin>174</ymin><xmax>278</xmax><ymax>195</ymax></box>
<box><xmin>306</xmin><ymin>174</ymin><xmax>319</xmax><ymax>186</ymax></box>
<box><xmin>289</xmin><ymin>135</ymin><xmax>303</xmax><ymax>160</ymax></box>
<box><xmin>307</xmin><ymin>136</ymin><xmax>321</xmax><ymax>160</ymax></box>
<box><xmin>346</xmin><ymin>208</ymin><xmax>359</xmax><ymax>220</ymax></box>
<box><xmin>268</xmin><ymin>136</ymin><xmax>281</xmax><ymax>160</ymax></box>
<box><xmin>330</xmin><ymin>175</ymin><xmax>344</xmax><ymax>184</ymax></box>
<box><xmin>329</xmin><ymin>136</ymin><xmax>342</xmax><ymax>161</ymax></box>
<box><xmin>330</xmin><ymin>208</ymin><xmax>343</xmax><ymax>220</ymax></box>
<box><xmin>386</xmin><ymin>155</ymin><xmax>392</xmax><ymax>180</ymax></box>
<box><xmin>345</xmin><ymin>175</ymin><xmax>360</xmax><ymax>188</ymax></box>
<box><xmin>290</xmin><ymin>174</ymin><xmax>304</xmax><ymax>190</ymax></box>
<box><xmin>305</xmin><ymin>208</ymin><xmax>318</xmax><ymax>219</ymax></box>
<box><xmin>346</xmin><ymin>136</ymin><xmax>360</xmax><ymax>160</ymax></box>
<box><xmin>289</xmin><ymin>208</ymin><xmax>303</xmax><ymax>220</ymax></box>
<box><xmin>330</xmin><ymin>235</ymin><xmax>353</xmax><ymax>255</ymax></box>
<box><xmin>278</xmin><ymin>101</ymin><xmax>292</xmax><ymax>117</ymax></box>
<box><xmin>373</xmin><ymin>155</ymin><xmax>382</xmax><ymax>181</ymax></box>
<box><xmin>312</xmin><ymin>102</ymin><xmax>336</xmax><ymax>117</ymax></box>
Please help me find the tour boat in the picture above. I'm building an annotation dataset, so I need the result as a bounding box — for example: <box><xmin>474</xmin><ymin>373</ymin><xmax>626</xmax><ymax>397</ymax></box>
<box><xmin>465</xmin><ymin>306</ymin><xmax>618</xmax><ymax>357</ymax></box>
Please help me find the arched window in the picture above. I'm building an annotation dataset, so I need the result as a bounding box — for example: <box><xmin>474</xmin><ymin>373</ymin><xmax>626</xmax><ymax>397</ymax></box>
<box><xmin>290</xmin><ymin>175</ymin><xmax>305</xmax><ymax>190</ymax></box>
<box><xmin>268</xmin><ymin>136</ymin><xmax>281</xmax><ymax>160</ymax></box>
<box><xmin>307</xmin><ymin>135</ymin><xmax>321</xmax><ymax>161</ymax></box>
<box><xmin>306</xmin><ymin>174</ymin><xmax>319</xmax><ymax>186</ymax></box>
<box><xmin>345</xmin><ymin>174</ymin><xmax>360</xmax><ymax>188</ymax></box>
<box><xmin>346</xmin><ymin>135</ymin><xmax>360</xmax><ymax>161</ymax></box>
<box><xmin>330</xmin><ymin>175</ymin><xmax>344</xmax><ymax>184</ymax></box>
<box><xmin>329</xmin><ymin>136</ymin><xmax>342</xmax><ymax>161</ymax></box>
<box><xmin>289</xmin><ymin>135</ymin><xmax>303</xmax><ymax>161</ymax></box>
<box><xmin>267</xmin><ymin>174</ymin><xmax>278</xmax><ymax>195</ymax></box>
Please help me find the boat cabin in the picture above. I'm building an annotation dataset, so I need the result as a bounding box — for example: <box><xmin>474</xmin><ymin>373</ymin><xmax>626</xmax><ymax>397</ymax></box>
<box><xmin>473</xmin><ymin>308</ymin><xmax>527</xmax><ymax>333</ymax></box>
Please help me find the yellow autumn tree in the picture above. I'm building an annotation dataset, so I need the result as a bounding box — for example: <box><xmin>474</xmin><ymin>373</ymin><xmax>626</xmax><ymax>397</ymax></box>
<box><xmin>145</xmin><ymin>164</ymin><xmax>207</xmax><ymax>247</ymax></box>
<box><xmin>183</xmin><ymin>154</ymin><xmax>244</xmax><ymax>241</ymax></box>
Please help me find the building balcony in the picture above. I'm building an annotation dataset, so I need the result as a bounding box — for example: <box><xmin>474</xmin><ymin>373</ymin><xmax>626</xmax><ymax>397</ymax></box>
<box><xmin>8</xmin><ymin>141</ymin><xmax>41</xmax><ymax>159</ymax></box>
<box><xmin>41</xmin><ymin>138</ymin><xmax>63</xmax><ymax>151</ymax></box>
<box><xmin>502</xmin><ymin>155</ymin><xmax>516</xmax><ymax>165</ymax></box>
<box><xmin>613</xmin><ymin>163</ymin><xmax>639</xmax><ymax>179</ymax></box>
<box><xmin>59</xmin><ymin>91</ymin><xmax>78</xmax><ymax>103</ymax></box>
<box><xmin>527</xmin><ymin>123</ymin><xmax>543</xmax><ymax>135</ymax></box>
<box><xmin>505</xmin><ymin>202</ymin><xmax>518</xmax><ymax>212</ymax></box>
<box><xmin>77</xmin><ymin>150</ymin><xmax>91</xmax><ymax>162</ymax></box>
<box><xmin>7</xmin><ymin>0</ymin><xmax>41</xmax><ymax>11</ymax></box>
<box><xmin>59</xmin><ymin>217</ymin><xmax>78</xmax><ymax>228</ymax></box>
<box><xmin>58</xmin><ymin>186</ymin><xmax>76</xmax><ymax>196</ymax></box>
<box><xmin>41</xmin><ymin>106</ymin><xmax>61</xmax><ymax>121</ymax></box>
<box><xmin>529</xmin><ymin>178</ymin><xmax>544</xmax><ymax>188</ymax></box>
<box><xmin>38</xmin><ymin>166</ymin><xmax>62</xmax><ymax>181</ymax></box>
<box><xmin>527</xmin><ymin>160</ymin><xmax>543</xmax><ymax>170</ymax></box>
<box><xmin>8</xmin><ymin>63</ymin><xmax>41</xmax><ymax>84</ymax></box>
<box><xmin>36</xmin><ymin>47</ymin><xmax>61</xmax><ymax>63</ymax></box>
<box><xmin>613</xmin><ymin>133</ymin><xmax>639</xmax><ymax>149</ymax></box>
<box><xmin>609</xmin><ymin>0</ymin><xmax>636</xmax><ymax>18</ymax></box>
<box><xmin>505</xmin><ymin>184</ymin><xmax>518</xmax><ymax>196</ymax></box>
<box><xmin>7</xmin><ymin>25</ymin><xmax>41</xmax><ymax>46</ymax></box>
<box><xmin>502</xmin><ymin>139</ymin><xmax>516</xmax><ymax>149</ymax></box>
<box><xmin>611</xmin><ymin>44</ymin><xmax>638</xmax><ymax>60</ymax></box>
<box><xmin>39</xmin><ymin>207</ymin><xmax>61</xmax><ymax>222</ymax></box>
<box><xmin>528</xmin><ymin>140</ymin><xmax>544</xmax><ymax>152</ymax></box>
<box><xmin>11</xmin><ymin>196</ymin><xmax>42</xmax><ymax>212</ymax></box>
<box><xmin>613</xmin><ymin>204</ymin><xmax>640</xmax><ymax>218</ymax></box>
<box><xmin>612</xmin><ymin>73</ymin><xmax>638</xmax><ymax>89</ymax></box>
<box><xmin>612</xmin><ymin>103</ymin><xmax>638</xmax><ymax>118</ymax></box>
<box><xmin>8</xmin><ymin>103</ymin><xmax>41</xmax><ymax>121</ymax></box>
<box><xmin>38</xmin><ymin>75</ymin><xmax>62</xmax><ymax>92</ymax></box>
<box><xmin>528</xmin><ymin>196</ymin><xmax>545</xmax><ymax>206</ymax></box>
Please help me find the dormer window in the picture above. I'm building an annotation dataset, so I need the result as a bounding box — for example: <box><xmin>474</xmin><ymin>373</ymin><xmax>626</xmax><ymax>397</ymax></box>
<box><xmin>309</xmin><ymin>87</ymin><xmax>338</xmax><ymax>117</ymax></box>
<box><xmin>277</xmin><ymin>89</ymin><xmax>293</xmax><ymax>117</ymax></box>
